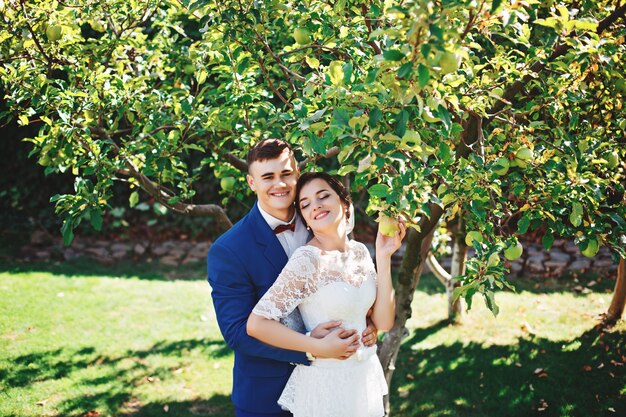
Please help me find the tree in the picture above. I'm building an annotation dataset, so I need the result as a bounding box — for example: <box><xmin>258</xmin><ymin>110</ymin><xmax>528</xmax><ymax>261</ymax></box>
<box><xmin>2</xmin><ymin>0</ymin><xmax>625</xmax><ymax>414</ymax></box>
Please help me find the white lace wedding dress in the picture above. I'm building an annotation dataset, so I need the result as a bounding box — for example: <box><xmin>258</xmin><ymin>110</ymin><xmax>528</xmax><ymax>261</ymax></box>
<box><xmin>252</xmin><ymin>240</ymin><xmax>387</xmax><ymax>417</ymax></box>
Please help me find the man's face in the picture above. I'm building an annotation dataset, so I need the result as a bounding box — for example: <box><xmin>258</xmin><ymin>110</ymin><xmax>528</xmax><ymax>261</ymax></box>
<box><xmin>246</xmin><ymin>149</ymin><xmax>299</xmax><ymax>220</ymax></box>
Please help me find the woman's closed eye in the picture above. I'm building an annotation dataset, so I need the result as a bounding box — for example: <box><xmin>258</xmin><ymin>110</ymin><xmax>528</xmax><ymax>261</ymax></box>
<box><xmin>300</xmin><ymin>192</ymin><xmax>329</xmax><ymax>210</ymax></box>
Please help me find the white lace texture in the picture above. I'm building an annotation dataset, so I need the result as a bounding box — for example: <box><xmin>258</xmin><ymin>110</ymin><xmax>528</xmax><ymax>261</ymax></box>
<box><xmin>252</xmin><ymin>240</ymin><xmax>377</xmax><ymax>333</ymax></box>
<box><xmin>278</xmin><ymin>349</ymin><xmax>387</xmax><ymax>417</ymax></box>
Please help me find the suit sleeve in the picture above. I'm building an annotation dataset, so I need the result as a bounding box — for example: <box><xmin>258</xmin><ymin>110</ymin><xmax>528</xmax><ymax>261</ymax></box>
<box><xmin>207</xmin><ymin>241</ymin><xmax>308</xmax><ymax>364</ymax></box>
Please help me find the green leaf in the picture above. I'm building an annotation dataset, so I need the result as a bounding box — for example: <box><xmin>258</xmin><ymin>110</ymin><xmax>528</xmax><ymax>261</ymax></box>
<box><xmin>197</xmin><ymin>70</ymin><xmax>207</xmax><ymax>85</ymax></box>
<box><xmin>397</xmin><ymin>62</ymin><xmax>413</xmax><ymax>79</ymax></box>
<box><xmin>328</xmin><ymin>61</ymin><xmax>344</xmax><ymax>85</ymax></box>
<box><xmin>61</xmin><ymin>218</ymin><xmax>74</xmax><ymax>246</ymax></box>
<box><xmin>570</xmin><ymin>202</ymin><xmax>583</xmax><ymax>227</ymax></box>
<box><xmin>437</xmin><ymin>104</ymin><xmax>451</xmax><ymax>131</ymax></box>
<box><xmin>429</xmin><ymin>24</ymin><xmax>444</xmax><ymax>41</ymax></box>
<box><xmin>534</xmin><ymin>18</ymin><xmax>560</xmax><ymax>29</ymax></box>
<box><xmin>368</xmin><ymin>184</ymin><xmax>390</xmax><ymax>197</ymax></box>
<box><xmin>90</xmin><ymin>209</ymin><xmax>103</xmax><ymax>231</ymax></box>
<box><xmin>332</xmin><ymin>108</ymin><xmax>350</xmax><ymax>127</ymax></box>
<box><xmin>368</xmin><ymin>107</ymin><xmax>383</xmax><ymax>128</ymax></box>
<box><xmin>438</xmin><ymin>142</ymin><xmax>452</xmax><ymax>163</ymax></box>
<box><xmin>184</xmin><ymin>144</ymin><xmax>205</xmax><ymax>152</ymax></box>
<box><xmin>491</xmin><ymin>0</ymin><xmax>504</xmax><ymax>14</ymax></box>
<box><xmin>383</xmin><ymin>49</ymin><xmax>405</xmax><ymax>61</ymax></box>
<box><xmin>181</xmin><ymin>100</ymin><xmax>192</xmax><ymax>115</ymax></box>
<box><xmin>342</xmin><ymin>61</ymin><xmax>353</xmax><ymax>85</ymax></box>
<box><xmin>542</xmin><ymin>233</ymin><xmax>555</xmax><ymax>251</ymax></box>
<box><xmin>153</xmin><ymin>202</ymin><xmax>168</xmax><ymax>216</ymax></box>
<box><xmin>50</xmin><ymin>194</ymin><xmax>64</xmax><ymax>203</ymax></box>
<box><xmin>135</xmin><ymin>202</ymin><xmax>150</xmax><ymax>212</ymax></box>
<box><xmin>417</xmin><ymin>64</ymin><xmax>430</xmax><ymax>88</ymax></box>
<box><xmin>572</xmin><ymin>20</ymin><xmax>598</xmax><ymax>32</ymax></box>
<box><xmin>609</xmin><ymin>212</ymin><xmax>626</xmax><ymax>229</ymax></box>
<box><xmin>305</xmin><ymin>56</ymin><xmax>320</xmax><ymax>68</ymax></box>
<box><xmin>309</xmin><ymin>107</ymin><xmax>327</xmax><ymax>122</ymax></box>
<box><xmin>337</xmin><ymin>164</ymin><xmax>356</xmax><ymax>175</ymax></box>
<box><xmin>129</xmin><ymin>191</ymin><xmax>139</xmax><ymax>208</ymax></box>
<box><xmin>394</xmin><ymin>110</ymin><xmax>409</xmax><ymax>137</ymax></box>
<box><xmin>365</xmin><ymin>68</ymin><xmax>379</xmax><ymax>84</ymax></box>
<box><xmin>517</xmin><ymin>214</ymin><xmax>531</xmax><ymax>234</ymax></box>
<box><xmin>484</xmin><ymin>290</ymin><xmax>499</xmax><ymax>317</ymax></box>
<box><xmin>237</xmin><ymin>56</ymin><xmax>249</xmax><ymax>74</ymax></box>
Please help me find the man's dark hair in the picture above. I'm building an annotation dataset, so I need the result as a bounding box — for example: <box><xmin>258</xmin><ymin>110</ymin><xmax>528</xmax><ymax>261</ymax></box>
<box><xmin>295</xmin><ymin>172</ymin><xmax>352</xmax><ymax>227</ymax></box>
<box><xmin>246</xmin><ymin>139</ymin><xmax>294</xmax><ymax>172</ymax></box>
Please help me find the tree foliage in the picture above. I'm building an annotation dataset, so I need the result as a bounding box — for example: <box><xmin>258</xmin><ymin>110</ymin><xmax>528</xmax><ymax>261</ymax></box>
<box><xmin>3</xmin><ymin>2</ymin><xmax>625</xmax><ymax>409</ymax></box>
<box><xmin>2</xmin><ymin>0</ymin><xmax>625</xmax><ymax>326</ymax></box>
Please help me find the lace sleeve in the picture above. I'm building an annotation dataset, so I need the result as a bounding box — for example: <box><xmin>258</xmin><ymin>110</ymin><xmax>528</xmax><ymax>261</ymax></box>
<box><xmin>252</xmin><ymin>247</ymin><xmax>319</xmax><ymax>321</ymax></box>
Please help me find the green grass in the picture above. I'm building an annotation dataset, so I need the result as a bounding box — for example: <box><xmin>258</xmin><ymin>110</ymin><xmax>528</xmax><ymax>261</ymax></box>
<box><xmin>392</xmin><ymin>275</ymin><xmax>626</xmax><ymax>417</ymax></box>
<box><xmin>1</xmin><ymin>262</ymin><xmax>624</xmax><ymax>417</ymax></box>
<box><xmin>0</xmin><ymin>269</ymin><xmax>233</xmax><ymax>417</ymax></box>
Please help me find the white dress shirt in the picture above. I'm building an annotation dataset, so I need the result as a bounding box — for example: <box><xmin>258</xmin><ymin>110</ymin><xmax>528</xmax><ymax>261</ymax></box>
<box><xmin>257</xmin><ymin>204</ymin><xmax>310</xmax><ymax>258</ymax></box>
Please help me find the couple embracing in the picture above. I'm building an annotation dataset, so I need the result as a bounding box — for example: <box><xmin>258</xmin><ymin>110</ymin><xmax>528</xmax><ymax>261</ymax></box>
<box><xmin>207</xmin><ymin>139</ymin><xmax>405</xmax><ymax>417</ymax></box>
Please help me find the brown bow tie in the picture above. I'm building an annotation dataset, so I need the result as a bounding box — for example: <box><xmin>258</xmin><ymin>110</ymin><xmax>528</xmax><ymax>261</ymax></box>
<box><xmin>274</xmin><ymin>222</ymin><xmax>296</xmax><ymax>234</ymax></box>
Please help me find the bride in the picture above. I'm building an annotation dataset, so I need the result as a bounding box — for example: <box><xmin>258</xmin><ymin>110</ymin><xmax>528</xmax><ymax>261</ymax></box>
<box><xmin>247</xmin><ymin>172</ymin><xmax>405</xmax><ymax>417</ymax></box>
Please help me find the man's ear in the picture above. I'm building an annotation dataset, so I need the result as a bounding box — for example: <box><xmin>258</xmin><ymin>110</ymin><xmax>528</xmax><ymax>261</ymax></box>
<box><xmin>246</xmin><ymin>174</ymin><xmax>256</xmax><ymax>191</ymax></box>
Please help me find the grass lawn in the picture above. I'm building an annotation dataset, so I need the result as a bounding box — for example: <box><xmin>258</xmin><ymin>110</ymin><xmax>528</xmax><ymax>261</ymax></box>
<box><xmin>1</xmin><ymin>260</ymin><xmax>624</xmax><ymax>417</ymax></box>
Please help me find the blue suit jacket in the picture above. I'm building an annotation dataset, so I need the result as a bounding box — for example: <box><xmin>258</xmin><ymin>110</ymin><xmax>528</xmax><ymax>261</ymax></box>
<box><xmin>207</xmin><ymin>203</ymin><xmax>308</xmax><ymax>414</ymax></box>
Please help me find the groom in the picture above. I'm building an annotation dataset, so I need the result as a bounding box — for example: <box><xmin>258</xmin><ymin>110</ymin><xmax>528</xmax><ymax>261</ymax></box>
<box><xmin>207</xmin><ymin>139</ymin><xmax>377</xmax><ymax>417</ymax></box>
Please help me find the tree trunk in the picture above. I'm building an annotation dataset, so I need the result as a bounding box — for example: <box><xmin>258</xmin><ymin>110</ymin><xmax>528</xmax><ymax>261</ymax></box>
<box><xmin>447</xmin><ymin>230</ymin><xmax>467</xmax><ymax>323</ymax></box>
<box><xmin>603</xmin><ymin>256</ymin><xmax>626</xmax><ymax>326</ymax></box>
<box><xmin>378</xmin><ymin>204</ymin><xmax>443</xmax><ymax>416</ymax></box>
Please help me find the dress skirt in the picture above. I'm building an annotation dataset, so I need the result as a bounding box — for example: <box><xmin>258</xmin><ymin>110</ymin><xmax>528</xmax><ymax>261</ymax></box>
<box><xmin>277</xmin><ymin>346</ymin><xmax>387</xmax><ymax>417</ymax></box>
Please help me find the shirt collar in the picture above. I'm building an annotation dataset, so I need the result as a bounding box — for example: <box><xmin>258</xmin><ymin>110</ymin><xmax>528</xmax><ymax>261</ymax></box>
<box><xmin>257</xmin><ymin>203</ymin><xmax>297</xmax><ymax>230</ymax></box>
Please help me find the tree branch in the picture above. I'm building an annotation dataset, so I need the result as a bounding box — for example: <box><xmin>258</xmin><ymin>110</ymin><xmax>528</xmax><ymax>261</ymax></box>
<box><xmin>277</xmin><ymin>44</ymin><xmax>351</xmax><ymax>60</ymax></box>
<box><xmin>361</xmin><ymin>3</ymin><xmax>382</xmax><ymax>55</ymax></box>
<box><xmin>118</xmin><ymin>161</ymin><xmax>232</xmax><ymax>226</ymax></box>
<box><xmin>85</xmin><ymin>126</ymin><xmax>233</xmax><ymax>227</ymax></box>
<box><xmin>255</xmin><ymin>55</ymin><xmax>292</xmax><ymax>107</ymax></box>
<box><xmin>298</xmin><ymin>146</ymin><xmax>340</xmax><ymax>170</ymax></box>
<box><xmin>19</xmin><ymin>0</ymin><xmax>56</xmax><ymax>68</ymax></box>
<box><xmin>426</xmin><ymin>252</ymin><xmax>452</xmax><ymax>284</ymax></box>
<box><xmin>487</xmin><ymin>3</ymin><xmax>626</xmax><ymax>121</ymax></box>
<box><xmin>225</xmin><ymin>153</ymin><xmax>248</xmax><ymax>172</ymax></box>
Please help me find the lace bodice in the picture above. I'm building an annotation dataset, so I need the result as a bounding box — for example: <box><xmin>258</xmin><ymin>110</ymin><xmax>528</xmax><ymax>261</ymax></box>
<box><xmin>253</xmin><ymin>240</ymin><xmax>377</xmax><ymax>335</ymax></box>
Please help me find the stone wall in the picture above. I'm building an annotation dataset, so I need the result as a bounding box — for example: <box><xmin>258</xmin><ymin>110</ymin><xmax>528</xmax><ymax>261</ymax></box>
<box><xmin>19</xmin><ymin>231</ymin><xmax>619</xmax><ymax>278</ymax></box>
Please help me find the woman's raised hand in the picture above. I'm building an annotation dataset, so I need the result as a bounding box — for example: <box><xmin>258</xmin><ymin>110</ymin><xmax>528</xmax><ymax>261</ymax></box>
<box><xmin>375</xmin><ymin>218</ymin><xmax>406</xmax><ymax>259</ymax></box>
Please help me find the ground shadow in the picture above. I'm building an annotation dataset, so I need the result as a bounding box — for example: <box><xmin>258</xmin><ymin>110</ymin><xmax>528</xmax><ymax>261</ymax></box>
<box><xmin>1</xmin><ymin>339</ymin><xmax>231</xmax><ymax>390</ymax></box>
<box><xmin>1</xmin><ymin>338</ymin><xmax>232</xmax><ymax>416</ymax></box>
<box><xmin>389</xmin><ymin>323</ymin><xmax>625</xmax><ymax>417</ymax></box>
<box><xmin>116</xmin><ymin>396</ymin><xmax>235</xmax><ymax>417</ymax></box>
<box><xmin>415</xmin><ymin>270</ymin><xmax>618</xmax><ymax>297</ymax></box>
<box><xmin>0</xmin><ymin>256</ymin><xmax>207</xmax><ymax>281</ymax></box>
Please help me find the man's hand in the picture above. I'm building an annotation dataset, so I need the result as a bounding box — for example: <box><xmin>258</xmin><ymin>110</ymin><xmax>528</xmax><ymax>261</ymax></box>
<box><xmin>309</xmin><ymin>321</ymin><xmax>361</xmax><ymax>359</ymax></box>
<box><xmin>361</xmin><ymin>311</ymin><xmax>379</xmax><ymax>347</ymax></box>
<box><xmin>312</xmin><ymin>328</ymin><xmax>360</xmax><ymax>360</ymax></box>
<box><xmin>309</xmin><ymin>320</ymin><xmax>343</xmax><ymax>339</ymax></box>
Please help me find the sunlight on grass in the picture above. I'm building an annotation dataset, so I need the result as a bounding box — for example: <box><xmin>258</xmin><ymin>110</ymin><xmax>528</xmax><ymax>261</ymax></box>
<box><xmin>1</xmin><ymin>271</ymin><xmax>624</xmax><ymax>417</ymax></box>
<box><xmin>390</xmin><ymin>275</ymin><xmax>626</xmax><ymax>417</ymax></box>
<box><xmin>0</xmin><ymin>272</ymin><xmax>233</xmax><ymax>417</ymax></box>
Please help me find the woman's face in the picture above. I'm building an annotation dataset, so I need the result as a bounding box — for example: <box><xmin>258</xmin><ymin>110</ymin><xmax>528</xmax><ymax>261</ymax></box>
<box><xmin>298</xmin><ymin>178</ymin><xmax>348</xmax><ymax>234</ymax></box>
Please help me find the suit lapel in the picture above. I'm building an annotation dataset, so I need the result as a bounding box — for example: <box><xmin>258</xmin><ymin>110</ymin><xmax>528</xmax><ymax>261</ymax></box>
<box><xmin>249</xmin><ymin>203</ymin><xmax>289</xmax><ymax>276</ymax></box>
